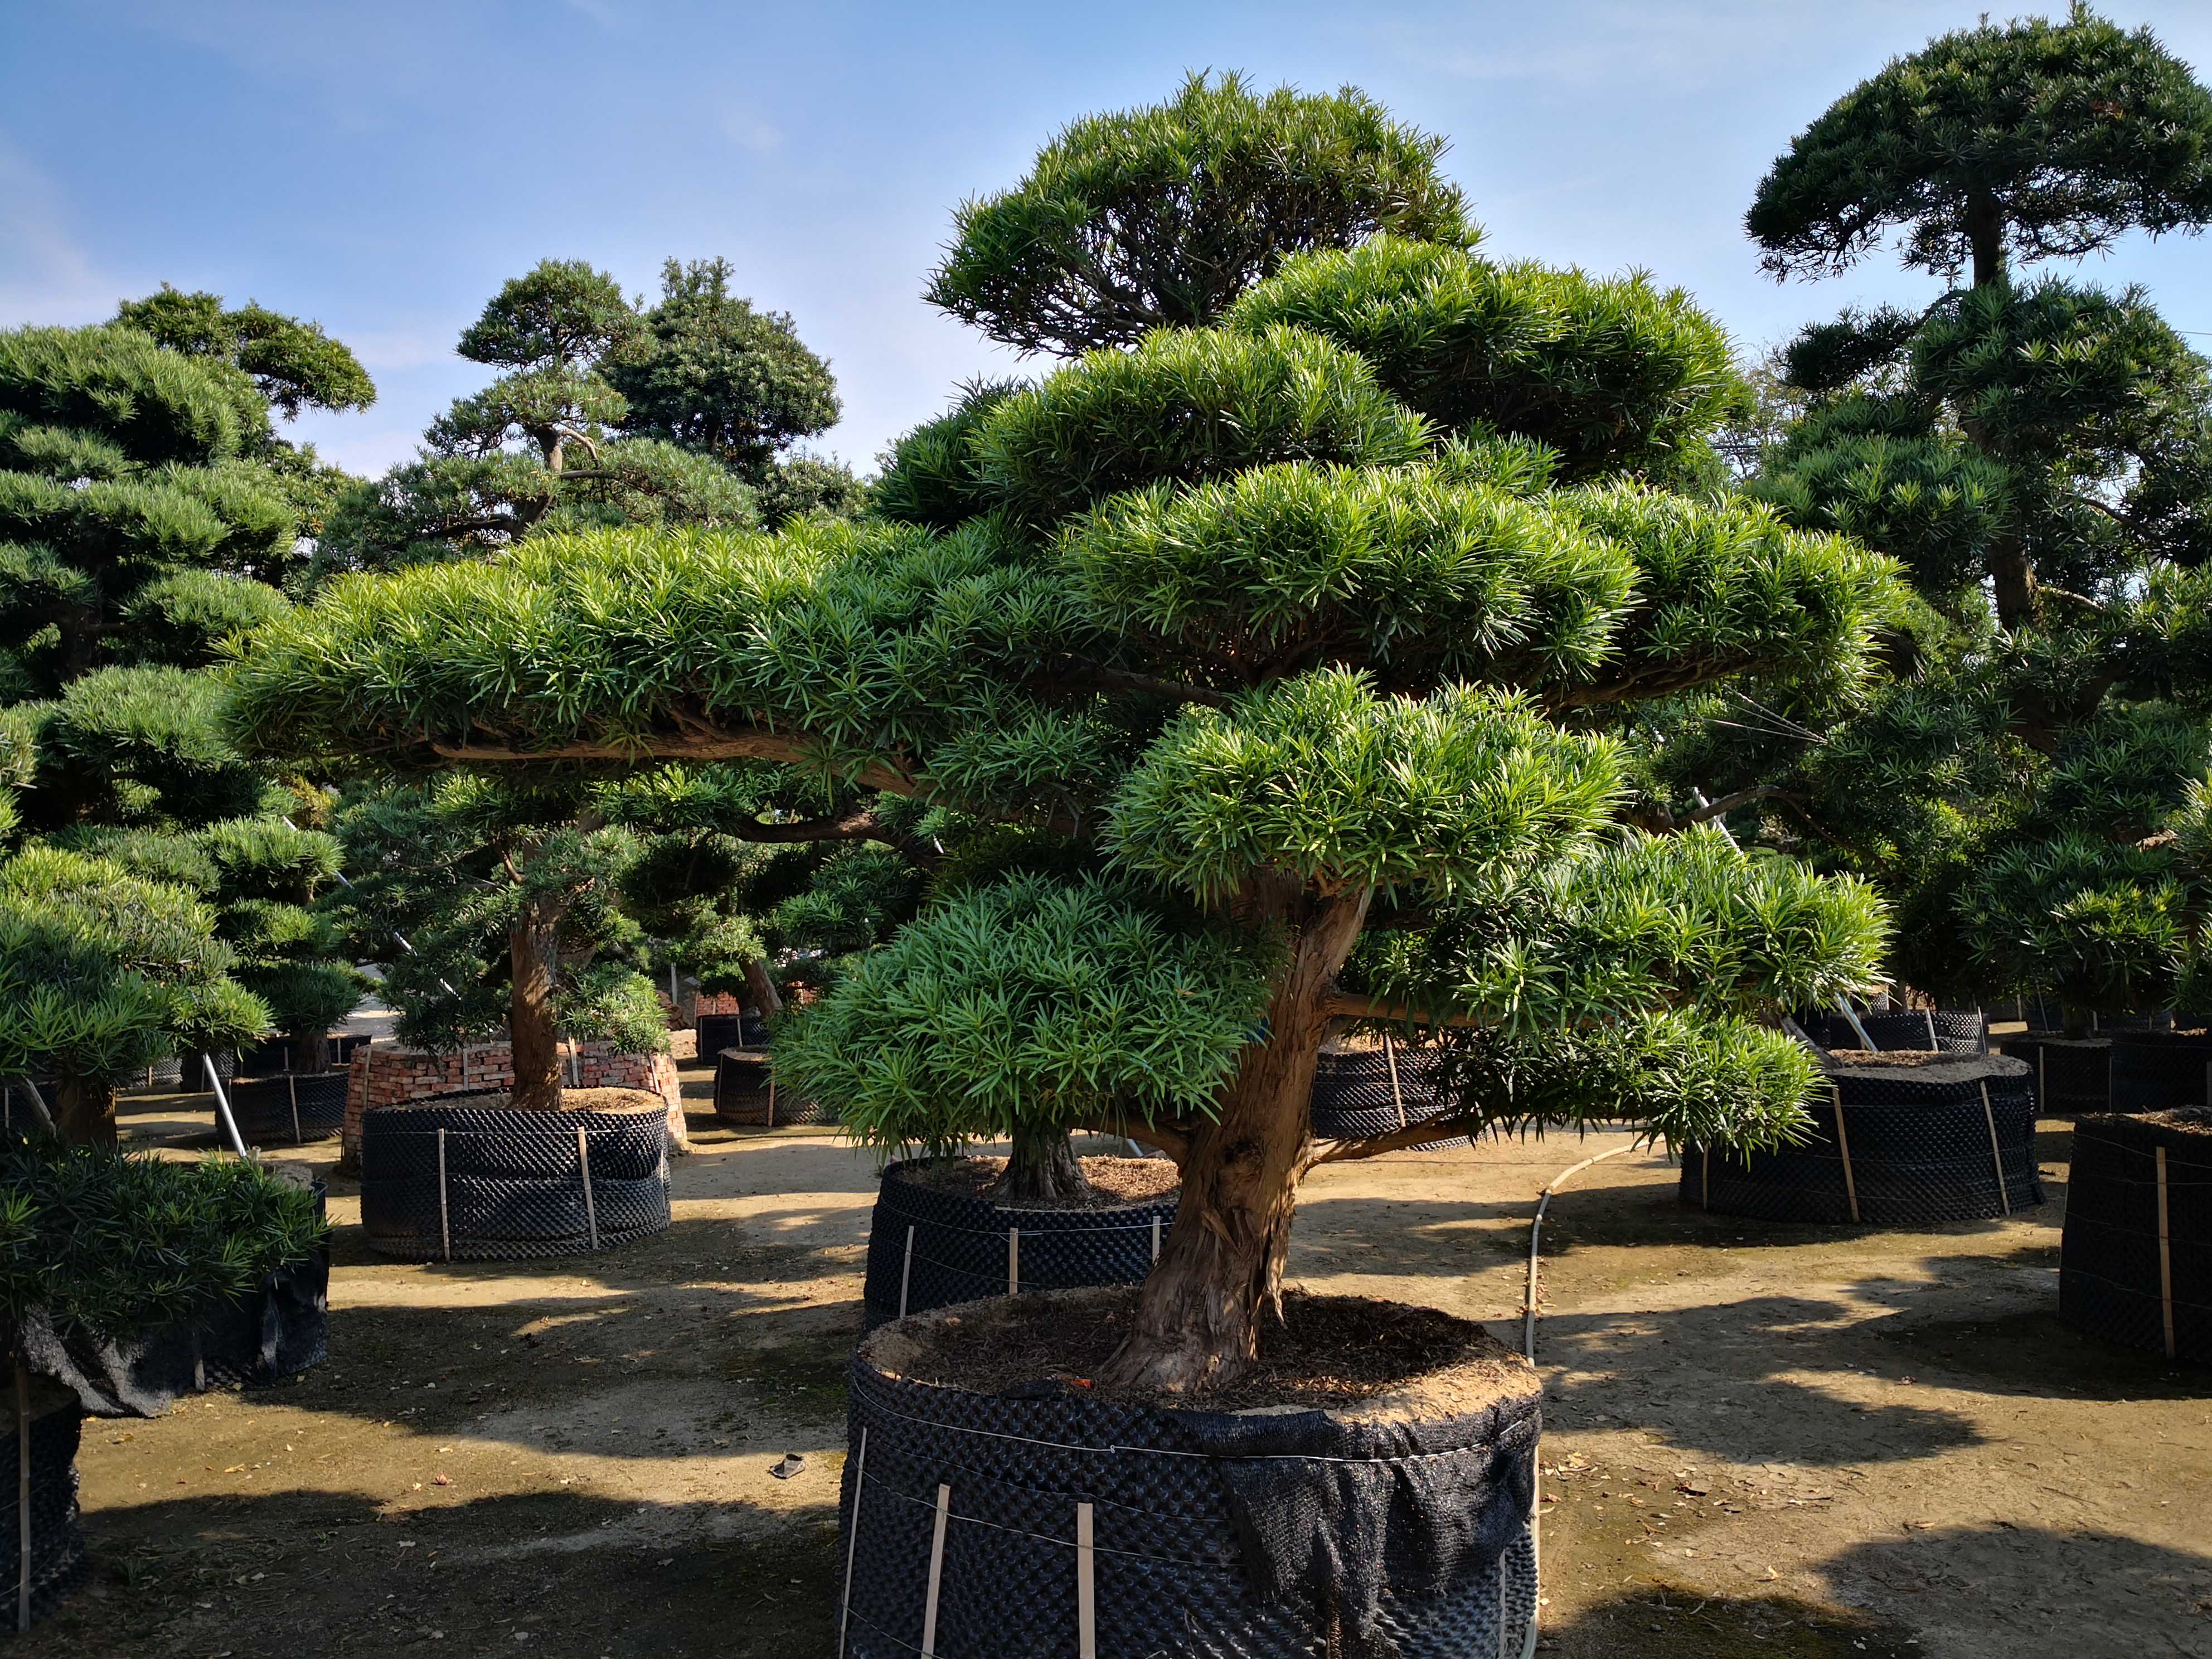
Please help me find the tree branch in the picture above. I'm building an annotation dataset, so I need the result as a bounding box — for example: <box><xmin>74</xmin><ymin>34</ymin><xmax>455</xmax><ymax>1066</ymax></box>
<box><xmin>1027</xmin><ymin>662</ymin><xmax>1234</xmax><ymax>708</ymax></box>
<box><xmin>725</xmin><ymin>807</ymin><xmax>895</xmax><ymax>845</ymax></box>
<box><xmin>1318</xmin><ymin>992</ymin><xmax>1485</xmax><ymax>1027</ymax></box>
<box><xmin>425</xmin><ymin>725</ymin><xmax>921</xmax><ymax>798</ymax></box>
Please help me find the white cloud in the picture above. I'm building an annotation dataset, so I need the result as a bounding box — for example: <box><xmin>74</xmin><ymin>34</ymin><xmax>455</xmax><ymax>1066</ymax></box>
<box><xmin>720</xmin><ymin>108</ymin><xmax>784</xmax><ymax>156</ymax></box>
<box><xmin>0</xmin><ymin>143</ymin><xmax>127</xmax><ymax>325</ymax></box>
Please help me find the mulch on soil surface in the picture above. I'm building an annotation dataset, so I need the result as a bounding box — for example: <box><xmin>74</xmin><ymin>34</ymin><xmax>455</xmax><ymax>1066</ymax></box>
<box><xmin>894</xmin><ymin>1155</ymin><xmax>1180</xmax><ymax>1210</ymax></box>
<box><xmin>870</xmin><ymin>1286</ymin><xmax>1531</xmax><ymax>1413</ymax></box>
<box><xmin>2141</xmin><ymin>1107</ymin><xmax>2212</xmax><ymax>1135</ymax></box>
<box><xmin>1820</xmin><ymin>1051</ymin><xmax>2021</xmax><ymax>1080</ymax></box>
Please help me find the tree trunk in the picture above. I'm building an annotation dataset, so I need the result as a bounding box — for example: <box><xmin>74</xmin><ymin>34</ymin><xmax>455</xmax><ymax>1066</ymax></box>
<box><xmin>53</xmin><ymin>1075</ymin><xmax>117</xmax><ymax>1147</ymax></box>
<box><xmin>288</xmin><ymin>1030</ymin><xmax>332</xmax><ymax>1075</ymax></box>
<box><xmin>1966</xmin><ymin>186</ymin><xmax>2005</xmax><ymax>290</ymax></box>
<box><xmin>741</xmin><ymin>958</ymin><xmax>785</xmax><ymax>1020</ymax></box>
<box><xmin>989</xmin><ymin>1124</ymin><xmax>1094</xmax><ymax>1205</ymax></box>
<box><xmin>1988</xmin><ymin>530</ymin><xmax>2036</xmax><ymax>632</ymax></box>
<box><xmin>1099</xmin><ymin>886</ymin><xmax>1372</xmax><ymax>1395</ymax></box>
<box><xmin>508</xmin><ymin>895</ymin><xmax>567</xmax><ymax>1110</ymax></box>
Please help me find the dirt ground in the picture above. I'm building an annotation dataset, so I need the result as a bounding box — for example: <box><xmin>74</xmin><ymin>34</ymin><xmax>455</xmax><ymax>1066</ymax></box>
<box><xmin>18</xmin><ymin>1063</ymin><xmax>2211</xmax><ymax>1659</ymax></box>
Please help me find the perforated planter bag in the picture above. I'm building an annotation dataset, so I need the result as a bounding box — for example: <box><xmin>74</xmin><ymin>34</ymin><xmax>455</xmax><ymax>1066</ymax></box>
<box><xmin>358</xmin><ymin>1094</ymin><xmax>671</xmax><ymax>1262</ymax></box>
<box><xmin>193</xmin><ymin>1176</ymin><xmax>330</xmax><ymax>1390</ymax></box>
<box><xmin>693</xmin><ymin>1012</ymin><xmax>767</xmax><ymax>1057</ymax></box>
<box><xmin>2105</xmin><ymin>1031</ymin><xmax>2212</xmax><ymax>1115</ymax></box>
<box><xmin>230</xmin><ymin>1073</ymin><xmax>347</xmax><ymax>1147</ymax></box>
<box><xmin>861</xmin><ymin>1159</ymin><xmax>1180</xmax><ymax>1329</ymax></box>
<box><xmin>1311</xmin><ymin>1042</ymin><xmax>1468</xmax><ymax>1148</ymax></box>
<box><xmin>1802</xmin><ymin>1009</ymin><xmax>1986</xmax><ymax>1055</ymax></box>
<box><xmin>2060</xmin><ymin>1110</ymin><xmax>2212</xmax><ymax>1365</ymax></box>
<box><xmin>839</xmin><ymin>1289</ymin><xmax>1540</xmax><ymax>1659</ymax></box>
<box><xmin>0</xmin><ymin>1382</ymin><xmax>89</xmax><ymax>1631</ymax></box>
<box><xmin>713</xmin><ymin>1049</ymin><xmax>837</xmax><ymax>1127</ymax></box>
<box><xmin>1994</xmin><ymin>1034</ymin><xmax>2112</xmax><ymax>1114</ymax></box>
<box><xmin>1680</xmin><ymin>1053</ymin><xmax>2043</xmax><ymax>1225</ymax></box>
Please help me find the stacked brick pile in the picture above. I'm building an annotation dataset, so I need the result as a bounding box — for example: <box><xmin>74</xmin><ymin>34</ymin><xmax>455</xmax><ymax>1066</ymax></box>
<box><xmin>343</xmin><ymin>1040</ymin><xmax>687</xmax><ymax>1166</ymax></box>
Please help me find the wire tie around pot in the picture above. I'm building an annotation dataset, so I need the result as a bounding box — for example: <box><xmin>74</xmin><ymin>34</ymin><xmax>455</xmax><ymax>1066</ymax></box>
<box><xmin>921</xmin><ymin>1483</ymin><xmax>950</xmax><ymax>1656</ymax></box>
<box><xmin>2158</xmin><ymin>1145</ymin><xmax>2176</xmax><ymax>1359</ymax></box>
<box><xmin>1830</xmin><ymin>1086</ymin><xmax>1860</xmax><ymax>1224</ymax></box>
<box><xmin>578</xmin><ymin>1127</ymin><xmax>600</xmax><ymax>1251</ymax></box>
<box><xmin>899</xmin><ymin>1226</ymin><xmax>916</xmax><ymax>1318</ymax></box>
<box><xmin>436</xmin><ymin>1129</ymin><xmax>451</xmax><ymax>1263</ymax></box>
<box><xmin>1979</xmin><ymin>1083</ymin><xmax>2010</xmax><ymax>1217</ymax></box>
<box><xmin>837</xmin><ymin>1426</ymin><xmax>868</xmax><ymax>1659</ymax></box>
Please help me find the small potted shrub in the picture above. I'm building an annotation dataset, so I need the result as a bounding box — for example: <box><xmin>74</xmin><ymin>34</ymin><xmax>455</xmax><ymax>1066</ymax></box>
<box><xmin>0</xmin><ymin>1138</ymin><xmax>325</xmax><ymax>1627</ymax></box>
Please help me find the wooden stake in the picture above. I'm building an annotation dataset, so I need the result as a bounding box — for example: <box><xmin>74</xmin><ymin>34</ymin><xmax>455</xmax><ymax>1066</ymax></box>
<box><xmin>1831</xmin><ymin>1088</ymin><xmax>1860</xmax><ymax>1224</ymax></box>
<box><xmin>1700</xmin><ymin>1148</ymin><xmax>1710</xmax><ymax>1210</ymax></box>
<box><xmin>898</xmin><ymin>1226</ymin><xmax>915</xmax><ymax>1319</ymax></box>
<box><xmin>288</xmin><ymin>1073</ymin><xmax>302</xmax><ymax>1144</ymax></box>
<box><xmin>2157</xmin><ymin>1146</ymin><xmax>2176</xmax><ymax>1360</ymax></box>
<box><xmin>921</xmin><ymin>1483</ymin><xmax>950</xmax><ymax>1656</ymax></box>
<box><xmin>765</xmin><ymin>1070</ymin><xmax>776</xmax><ymax>1130</ymax></box>
<box><xmin>13</xmin><ymin>1362</ymin><xmax>28</xmax><ymax>1637</ymax></box>
<box><xmin>578</xmin><ymin>1127</ymin><xmax>599</xmax><ymax>1250</ymax></box>
<box><xmin>1382</xmin><ymin>1036</ymin><xmax>1406</xmax><ymax>1128</ymax></box>
<box><xmin>436</xmin><ymin>1128</ymin><xmax>452</xmax><ymax>1263</ymax></box>
<box><xmin>1007</xmin><ymin>1229</ymin><xmax>1020</xmax><ymax>1296</ymax></box>
<box><xmin>1151</xmin><ymin>1215</ymin><xmax>1161</xmax><ymax>1262</ymax></box>
<box><xmin>1923</xmin><ymin>1010</ymin><xmax>1939</xmax><ymax>1051</ymax></box>
<box><xmin>2038</xmin><ymin>1047</ymin><xmax>2046</xmax><ymax>1112</ymax></box>
<box><xmin>1075</xmin><ymin>1502</ymin><xmax>1096</xmax><ymax>1659</ymax></box>
<box><xmin>836</xmin><ymin>1427</ymin><xmax>867</xmax><ymax>1659</ymax></box>
<box><xmin>1979</xmin><ymin>1083</ymin><xmax>2011</xmax><ymax>1216</ymax></box>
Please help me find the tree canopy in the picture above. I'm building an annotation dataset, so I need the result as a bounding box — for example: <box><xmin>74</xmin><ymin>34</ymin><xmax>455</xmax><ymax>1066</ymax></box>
<box><xmin>1749</xmin><ymin>4</ymin><xmax>2212</xmax><ymax>288</ymax></box>
<box><xmin>926</xmin><ymin>71</ymin><xmax>1474</xmax><ymax>357</ymax></box>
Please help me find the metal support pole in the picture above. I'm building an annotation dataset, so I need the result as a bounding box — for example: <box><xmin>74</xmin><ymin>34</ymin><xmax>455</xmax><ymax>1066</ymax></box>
<box><xmin>203</xmin><ymin>1058</ymin><xmax>248</xmax><ymax>1157</ymax></box>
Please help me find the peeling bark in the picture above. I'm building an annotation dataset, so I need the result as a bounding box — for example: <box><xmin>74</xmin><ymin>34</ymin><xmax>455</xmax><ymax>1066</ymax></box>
<box><xmin>1099</xmin><ymin>885</ymin><xmax>1372</xmax><ymax>1395</ymax></box>
<box><xmin>507</xmin><ymin>894</ymin><xmax>567</xmax><ymax>1110</ymax></box>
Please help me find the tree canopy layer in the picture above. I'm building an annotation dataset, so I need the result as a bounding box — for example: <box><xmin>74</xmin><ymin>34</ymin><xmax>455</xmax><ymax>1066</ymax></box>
<box><xmin>926</xmin><ymin>71</ymin><xmax>1474</xmax><ymax>357</ymax></box>
<box><xmin>234</xmin><ymin>190</ymin><xmax>1898</xmax><ymax>1386</ymax></box>
<box><xmin>1749</xmin><ymin>4</ymin><xmax>2212</xmax><ymax>288</ymax></box>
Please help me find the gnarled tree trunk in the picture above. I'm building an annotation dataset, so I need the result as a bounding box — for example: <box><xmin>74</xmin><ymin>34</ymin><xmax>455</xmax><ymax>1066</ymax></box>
<box><xmin>1099</xmin><ymin>885</ymin><xmax>1371</xmax><ymax>1395</ymax></box>
<box><xmin>990</xmin><ymin>1124</ymin><xmax>1094</xmax><ymax>1205</ymax></box>
<box><xmin>508</xmin><ymin>894</ymin><xmax>568</xmax><ymax>1110</ymax></box>
<box><xmin>54</xmin><ymin>1074</ymin><xmax>118</xmax><ymax>1147</ymax></box>
<box><xmin>741</xmin><ymin>958</ymin><xmax>785</xmax><ymax>1020</ymax></box>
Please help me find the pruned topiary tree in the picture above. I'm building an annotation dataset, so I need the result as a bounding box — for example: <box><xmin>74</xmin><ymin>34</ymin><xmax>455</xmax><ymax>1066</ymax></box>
<box><xmin>227</xmin><ymin>90</ymin><xmax>1898</xmax><ymax>1391</ymax></box>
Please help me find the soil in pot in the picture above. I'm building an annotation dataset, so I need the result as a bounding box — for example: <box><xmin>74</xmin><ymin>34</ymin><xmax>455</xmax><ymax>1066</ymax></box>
<box><xmin>845</xmin><ymin>1286</ymin><xmax>1540</xmax><ymax>1659</ymax></box>
<box><xmin>897</xmin><ymin>1154</ymin><xmax>1180</xmax><ymax>1211</ymax></box>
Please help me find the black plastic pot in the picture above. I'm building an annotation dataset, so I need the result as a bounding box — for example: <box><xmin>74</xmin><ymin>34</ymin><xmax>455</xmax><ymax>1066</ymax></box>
<box><xmin>1682</xmin><ymin>1053</ymin><xmax>2042</xmax><ymax>1225</ymax></box>
<box><xmin>0</xmin><ymin>1393</ymin><xmax>89</xmax><ymax>1628</ymax></box>
<box><xmin>693</xmin><ymin>1012</ymin><xmax>768</xmax><ymax>1057</ymax></box>
<box><xmin>2104</xmin><ymin>1030</ymin><xmax>2212</xmax><ymax>1115</ymax></box>
<box><xmin>359</xmin><ymin>1102</ymin><xmax>671</xmax><ymax>1262</ymax></box>
<box><xmin>839</xmin><ymin>1291</ymin><xmax>1540</xmax><ymax>1659</ymax></box>
<box><xmin>1311</xmin><ymin>1045</ymin><xmax>1468</xmax><ymax>1147</ymax></box>
<box><xmin>1803</xmin><ymin>1008</ymin><xmax>1986</xmax><ymax>1054</ymax></box>
<box><xmin>2060</xmin><ymin>1110</ymin><xmax>2211</xmax><ymax>1365</ymax></box>
<box><xmin>861</xmin><ymin>1161</ymin><xmax>1178</xmax><ymax>1328</ymax></box>
<box><xmin>229</xmin><ymin>1072</ymin><xmax>347</xmax><ymax>1146</ymax></box>
<box><xmin>712</xmin><ymin>1049</ymin><xmax>836</xmax><ymax>1127</ymax></box>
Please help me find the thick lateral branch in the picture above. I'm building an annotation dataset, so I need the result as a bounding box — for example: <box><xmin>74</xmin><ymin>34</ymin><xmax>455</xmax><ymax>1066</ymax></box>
<box><xmin>1319</xmin><ymin>992</ymin><xmax>1485</xmax><ymax>1026</ymax></box>
<box><xmin>1305</xmin><ymin>1113</ymin><xmax>1488</xmax><ymax>1165</ymax></box>
<box><xmin>426</xmin><ymin>726</ymin><xmax>921</xmax><ymax>798</ymax></box>
<box><xmin>1077</xmin><ymin>1111</ymin><xmax>1195</xmax><ymax>1166</ymax></box>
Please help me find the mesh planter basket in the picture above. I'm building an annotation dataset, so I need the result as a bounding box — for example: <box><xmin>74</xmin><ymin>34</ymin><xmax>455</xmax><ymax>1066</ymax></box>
<box><xmin>2106</xmin><ymin>1031</ymin><xmax>2212</xmax><ymax>1115</ymax></box>
<box><xmin>2060</xmin><ymin>1110</ymin><xmax>2212</xmax><ymax>1365</ymax></box>
<box><xmin>359</xmin><ymin>1099</ymin><xmax>671</xmax><ymax>1262</ymax></box>
<box><xmin>0</xmin><ymin>1394</ymin><xmax>89</xmax><ymax>1629</ymax></box>
<box><xmin>693</xmin><ymin>1012</ymin><xmax>767</xmax><ymax>1057</ymax></box>
<box><xmin>230</xmin><ymin>1072</ymin><xmax>347</xmax><ymax>1147</ymax></box>
<box><xmin>1802</xmin><ymin>1008</ymin><xmax>1986</xmax><ymax>1054</ymax></box>
<box><xmin>1311</xmin><ymin>1042</ymin><xmax>1469</xmax><ymax>1147</ymax></box>
<box><xmin>195</xmin><ymin>1178</ymin><xmax>330</xmax><ymax>1389</ymax></box>
<box><xmin>861</xmin><ymin>1161</ymin><xmax>1179</xmax><ymax>1328</ymax></box>
<box><xmin>840</xmin><ymin>1291</ymin><xmax>1540</xmax><ymax>1659</ymax></box>
<box><xmin>1994</xmin><ymin>1034</ymin><xmax>2112</xmax><ymax>1114</ymax></box>
<box><xmin>1681</xmin><ymin>1054</ymin><xmax>2043</xmax><ymax>1225</ymax></box>
<box><xmin>712</xmin><ymin>1049</ymin><xmax>836</xmax><ymax>1127</ymax></box>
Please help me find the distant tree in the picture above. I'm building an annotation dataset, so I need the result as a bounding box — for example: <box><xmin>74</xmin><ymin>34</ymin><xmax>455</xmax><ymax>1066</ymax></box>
<box><xmin>115</xmin><ymin>284</ymin><xmax>376</xmax><ymax>422</ymax></box>
<box><xmin>1748</xmin><ymin>4</ymin><xmax>2212</xmax><ymax>289</ymax></box>
<box><xmin>1656</xmin><ymin>8</ymin><xmax>2212</xmax><ymax>1031</ymax></box>
<box><xmin>926</xmin><ymin>71</ymin><xmax>1474</xmax><ymax>357</ymax></box>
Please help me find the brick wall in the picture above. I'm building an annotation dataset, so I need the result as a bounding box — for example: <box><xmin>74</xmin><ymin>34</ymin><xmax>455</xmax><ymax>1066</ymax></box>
<box><xmin>343</xmin><ymin>1040</ymin><xmax>687</xmax><ymax>1166</ymax></box>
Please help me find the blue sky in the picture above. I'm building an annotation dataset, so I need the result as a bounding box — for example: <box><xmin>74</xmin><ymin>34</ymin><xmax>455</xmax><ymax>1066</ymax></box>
<box><xmin>6</xmin><ymin>1</ymin><xmax>2212</xmax><ymax>481</ymax></box>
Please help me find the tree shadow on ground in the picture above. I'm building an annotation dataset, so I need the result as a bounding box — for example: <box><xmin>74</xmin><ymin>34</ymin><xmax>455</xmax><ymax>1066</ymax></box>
<box><xmin>35</xmin><ymin>1485</ymin><xmax>840</xmax><ymax>1659</ymax></box>
<box><xmin>1533</xmin><ymin>1584</ymin><xmax>1919</xmax><ymax>1657</ymax></box>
